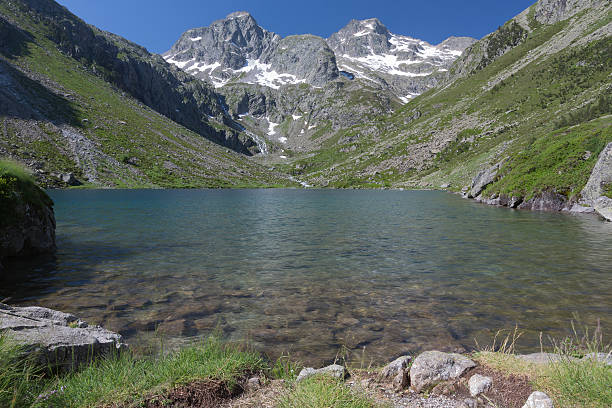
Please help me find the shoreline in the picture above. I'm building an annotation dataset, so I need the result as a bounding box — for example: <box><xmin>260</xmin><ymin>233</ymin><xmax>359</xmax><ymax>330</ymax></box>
<box><xmin>1</xmin><ymin>303</ymin><xmax>610</xmax><ymax>408</ymax></box>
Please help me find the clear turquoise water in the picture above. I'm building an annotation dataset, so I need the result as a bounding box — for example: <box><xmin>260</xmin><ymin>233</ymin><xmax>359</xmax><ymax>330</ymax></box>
<box><xmin>3</xmin><ymin>189</ymin><xmax>611</xmax><ymax>364</ymax></box>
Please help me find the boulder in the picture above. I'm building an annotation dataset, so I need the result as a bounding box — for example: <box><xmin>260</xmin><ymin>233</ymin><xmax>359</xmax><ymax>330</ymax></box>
<box><xmin>60</xmin><ymin>172</ymin><xmax>82</xmax><ymax>186</ymax></box>
<box><xmin>0</xmin><ymin>303</ymin><xmax>127</xmax><ymax>372</ymax></box>
<box><xmin>468</xmin><ymin>374</ymin><xmax>492</xmax><ymax>397</ymax></box>
<box><xmin>409</xmin><ymin>351</ymin><xmax>476</xmax><ymax>393</ymax></box>
<box><xmin>379</xmin><ymin>355</ymin><xmax>411</xmax><ymax>380</ymax></box>
<box><xmin>522</xmin><ymin>391</ymin><xmax>554</xmax><ymax>408</ymax></box>
<box><xmin>296</xmin><ymin>364</ymin><xmax>347</xmax><ymax>382</ymax></box>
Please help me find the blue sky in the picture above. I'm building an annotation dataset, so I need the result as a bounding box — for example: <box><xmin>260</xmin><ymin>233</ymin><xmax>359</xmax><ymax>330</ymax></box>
<box><xmin>56</xmin><ymin>0</ymin><xmax>536</xmax><ymax>54</ymax></box>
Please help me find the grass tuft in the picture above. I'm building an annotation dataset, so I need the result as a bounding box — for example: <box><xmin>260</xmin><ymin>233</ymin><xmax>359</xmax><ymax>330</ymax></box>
<box><xmin>34</xmin><ymin>335</ymin><xmax>264</xmax><ymax>408</ymax></box>
<box><xmin>277</xmin><ymin>375</ymin><xmax>383</xmax><ymax>408</ymax></box>
<box><xmin>0</xmin><ymin>334</ymin><xmax>44</xmax><ymax>408</ymax></box>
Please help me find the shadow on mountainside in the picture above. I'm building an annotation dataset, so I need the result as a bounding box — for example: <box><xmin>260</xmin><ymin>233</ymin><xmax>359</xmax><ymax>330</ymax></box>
<box><xmin>0</xmin><ymin>16</ymin><xmax>33</xmax><ymax>59</ymax></box>
<box><xmin>0</xmin><ymin>58</ymin><xmax>80</xmax><ymax>126</ymax></box>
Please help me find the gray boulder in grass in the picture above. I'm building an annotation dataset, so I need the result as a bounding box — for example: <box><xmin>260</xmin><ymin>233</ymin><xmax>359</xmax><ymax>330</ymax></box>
<box><xmin>522</xmin><ymin>391</ymin><xmax>554</xmax><ymax>408</ymax></box>
<box><xmin>0</xmin><ymin>303</ymin><xmax>127</xmax><ymax>372</ymax></box>
<box><xmin>409</xmin><ymin>351</ymin><xmax>476</xmax><ymax>393</ymax></box>
<box><xmin>296</xmin><ymin>364</ymin><xmax>347</xmax><ymax>382</ymax></box>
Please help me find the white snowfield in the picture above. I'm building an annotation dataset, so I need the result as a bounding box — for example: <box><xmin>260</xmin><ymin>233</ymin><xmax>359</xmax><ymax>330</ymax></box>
<box><xmin>335</xmin><ymin>33</ymin><xmax>462</xmax><ymax>81</ymax></box>
<box><xmin>163</xmin><ymin>54</ymin><xmax>308</xmax><ymax>89</ymax></box>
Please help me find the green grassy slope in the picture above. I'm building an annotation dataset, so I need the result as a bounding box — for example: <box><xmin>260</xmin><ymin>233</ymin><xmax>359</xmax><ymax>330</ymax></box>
<box><xmin>0</xmin><ymin>1</ymin><xmax>293</xmax><ymax>188</ymax></box>
<box><xmin>288</xmin><ymin>3</ymin><xmax>612</xmax><ymax>201</ymax></box>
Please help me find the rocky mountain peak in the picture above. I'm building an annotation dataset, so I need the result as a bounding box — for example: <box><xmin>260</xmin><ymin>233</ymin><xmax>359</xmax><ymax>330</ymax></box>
<box><xmin>226</xmin><ymin>11</ymin><xmax>253</xmax><ymax>19</ymax></box>
<box><xmin>164</xmin><ymin>12</ymin><xmax>338</xmax><ymax>89</ymax></box>
<box><xmin>436</xmin><ymin>36</ymin><xmax>477</xmax><ymax>52</ymax></box>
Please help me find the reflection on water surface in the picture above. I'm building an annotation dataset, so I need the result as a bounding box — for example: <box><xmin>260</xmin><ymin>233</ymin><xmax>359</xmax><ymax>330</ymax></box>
<box><xmin>3</xmin><ymin>189</ymin><xmax>611</xmax><ymax>364</ymax></box>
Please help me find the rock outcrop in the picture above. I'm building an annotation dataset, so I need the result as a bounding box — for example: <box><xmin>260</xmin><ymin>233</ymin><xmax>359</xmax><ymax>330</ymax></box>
<box><xmin>0</xmin><ymin>303</ymin><xmax>126</xmax><ymax>372</ymax></box>
<box><xmin>468</xmin><ymin>160</ymin><xmax>504</xmax><ymax>198</ymax></box>
<box><xmin>580</xmin><ymin>142</ymin><xmax>612</xmax><ymax>221</ymax></box>
<box><xmin>535</xmin><ymin>0</ymin><xmax>607</xmax><ymax>25</ymax></box>
<box><xmin>0</xmin><ymin>171</ymin><xmax>56</xmax><ymax>260</ymax></box>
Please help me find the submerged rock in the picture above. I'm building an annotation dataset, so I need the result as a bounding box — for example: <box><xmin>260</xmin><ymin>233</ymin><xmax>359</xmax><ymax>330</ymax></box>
<box><xmin>409</xmin><ymin>351</ymin><xmax>476</xmax><ymax>393</ymax></box>
<box><xmin>0</xmin><ymin>303</ymin><xmax>127</xmax><ymax>372</ymax></box>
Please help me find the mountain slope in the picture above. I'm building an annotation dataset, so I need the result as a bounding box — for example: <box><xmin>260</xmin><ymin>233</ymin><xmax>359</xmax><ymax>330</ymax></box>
<box><xmin>0</xmin><ymin>0</ymin><xmax>293</xmax><ymax>188</ymax></box>
<box><xmin>286</xmin><ymin>0</ymin><xmax>611</xmax><ymax>206</ymax></box>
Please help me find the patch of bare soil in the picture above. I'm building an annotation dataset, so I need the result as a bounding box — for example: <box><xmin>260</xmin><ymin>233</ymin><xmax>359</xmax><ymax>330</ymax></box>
<box><xmin>430</xmin><ymin>366</ymin><xmax>533</xmax><ymax>408</ymax></box>
<box><xmin>120</xmin><ymin>380</ymin><xmax>240</xmax><ymax>408</ymax></box>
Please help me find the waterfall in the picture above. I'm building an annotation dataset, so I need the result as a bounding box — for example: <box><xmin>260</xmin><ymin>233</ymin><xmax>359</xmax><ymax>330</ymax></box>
<box><xmin>245</xmin><ymin>130</ymin><xmax>268</xmax><ymax>155</ymax></box>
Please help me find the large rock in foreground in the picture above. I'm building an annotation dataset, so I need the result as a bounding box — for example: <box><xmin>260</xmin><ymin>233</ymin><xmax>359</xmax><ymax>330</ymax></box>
<box><xmin>410</xmin><ymin>351</ymin><xmax>476</xmax><ymax>393</ymax></box>
<box><xmin>0</xmin><ymin>303</ymin><xmax>126</xmax><ymax>372</ymax></box>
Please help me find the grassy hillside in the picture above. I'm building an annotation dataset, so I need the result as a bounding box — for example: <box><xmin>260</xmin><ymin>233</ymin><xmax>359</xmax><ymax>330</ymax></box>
<box><xmin>287</xmin><ymin>3</ymin><xmax>611</xmax><ymax>201</ymax></box>
<box><xmin>0</xmin><ymin>1</ymin><xmax>294</xmax><ymax>188</ymax></box>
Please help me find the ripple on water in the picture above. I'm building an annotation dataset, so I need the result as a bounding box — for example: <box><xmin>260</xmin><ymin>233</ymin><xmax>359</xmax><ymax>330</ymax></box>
<box><xmin>2</xmin><ymin>189</ymin><xmax>611</xmax><ymax>365</ymax></box>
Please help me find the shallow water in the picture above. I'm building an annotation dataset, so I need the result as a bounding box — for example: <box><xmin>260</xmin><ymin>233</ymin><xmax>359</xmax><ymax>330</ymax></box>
<box><xmin>2</xmin><ymin>189</ymin><xmax>611</xmax><ymax>365</ymax></box>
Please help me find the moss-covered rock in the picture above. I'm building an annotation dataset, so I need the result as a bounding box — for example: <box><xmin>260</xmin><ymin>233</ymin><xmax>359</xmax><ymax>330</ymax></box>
<box><xmin>0</xmin><ymin>160</ymin><xmax>55</xmax><ymax>263</ymax></box>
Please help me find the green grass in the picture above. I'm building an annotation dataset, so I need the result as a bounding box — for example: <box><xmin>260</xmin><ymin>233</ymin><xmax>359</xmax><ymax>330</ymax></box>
<box><xmin>35</xmin><ymin>336</ymin><xmax>264</xmax><ymax>408</ymax></box>
<box><xmin>546</xmin><ymin>357</ymin><xmax>612</xmax><ymax>408</ymax></box>
<box><xmin>278</xmin><ymin>375</ymin><xmax>383</xmax><ymax>408</ymax></box>
<box><xmin>487</xmin><ymin>116</ymin><xmax>612</xmax><ymax>199</ymax></box>
<box><xmin>476</xmin><ymin>320</ymin><xmax>612</xmax><ymax>408</ymax></box>
<box><xmin>0</xmin><ymin>160</ymin><xmax>53</xmax><ymax>228</ymax></box>
<box><xmin>0</xmin><ymin>335</ymin><xmax>44</xmax><ymax>408</ymax></box>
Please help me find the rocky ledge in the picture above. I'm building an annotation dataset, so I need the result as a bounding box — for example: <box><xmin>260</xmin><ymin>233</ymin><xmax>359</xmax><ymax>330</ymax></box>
<box><xmin>462</xmin><ymin>142</ymin><xmax>612</xmax><ymax>221</ymax></box>
<box><xmin>0</xmin><ymin>303</ymin><xmax>127</xmax><ymax>372</ymax></box>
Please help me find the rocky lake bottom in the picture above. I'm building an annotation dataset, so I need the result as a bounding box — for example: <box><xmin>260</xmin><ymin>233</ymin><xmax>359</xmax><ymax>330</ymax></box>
<box><xmin>2</xmin><ymin>189</ymin><xmax>611</xmax><ymax>365</ymax></box>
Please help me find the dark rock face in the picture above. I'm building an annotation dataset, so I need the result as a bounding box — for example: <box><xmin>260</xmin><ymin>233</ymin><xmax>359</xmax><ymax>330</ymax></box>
<box><xmin>518</xmin><ymin>191</ymin><xmax>569</xmax><ymax>212</ymax></box>
<box><xmin>14</xmin><ymin>0</ymin><xmax>253</xmax><ymax>154</ymax></box>
<box><xmin>0</xmin><ymin>198</ymin><xmax>55</xmax><ymax>260</ymax></box>
<box><xmin>0</xmin><ymin>303</ymin><xmax>126</xmax><ymax>372</ymax></box>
